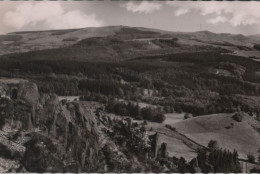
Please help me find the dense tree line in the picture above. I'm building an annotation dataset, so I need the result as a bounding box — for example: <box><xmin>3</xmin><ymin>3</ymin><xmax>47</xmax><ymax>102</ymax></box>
<box><xmin>106</xmin><ymin>101</ymin><xmax>165</xmax><ymax>123</ymax></box>
<box><xmin>37</xmin><ymin>78</ymin><xmax>79</xmax><ymax>96</ymax></box>
<box><xmin>78</xmin><ymin>79</ymin><xmax>133</xmax><ymax>97</ymax></box>
<box><xmin>196</xmin><ymin>148</ymin><xmax>241</xmax><ymax>172</ymax></box>
<box><xmin>254</xmin><ymin>44</ymin><xmax>260</xmax><ymax>51</ymax></box>
<box><xmin>153</xmin><ymin>139</ymin><xmax>242</xmax><ymax>173</ymax></box>
<box><xmin>195</xmin><ymin>140</ymin><xmax>241</xmax><ymax>172</ymax></box>
<box><xmin>2</xmin><ymin>50</ymin><xmax>260</xmax><ymax>117</ymax></box>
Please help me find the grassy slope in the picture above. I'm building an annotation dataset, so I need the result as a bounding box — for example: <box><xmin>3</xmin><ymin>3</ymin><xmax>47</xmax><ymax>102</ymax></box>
<box><xmin>134</xmin><ymin>113</ymin><xmax>201</xmax><ymax>160</ymax></box>
<box><xmin>0</xmin><ymin>26</ymin><xmax>122</xmax><ymax>56</ymax></box>
<box><xmin>102</xmin><ymin>111</ymin><xmax>198</xmax><ymax>161</ymax></box>
<box><xmin>0</xmin><ymin>26</ymin><xmax>258</xmax><ymax>58</ymax></box>
<box><xmin>173</xmin><ymin>113</ymin><xmax>260</xmax><ymax>159</ymax></box>
<box><xmin>248</xmin><ymin>34</ymin><xmax>260</xmax><ymax>41</ymax></box>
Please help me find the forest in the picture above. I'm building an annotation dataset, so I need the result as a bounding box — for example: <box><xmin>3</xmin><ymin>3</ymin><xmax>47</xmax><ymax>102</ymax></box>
<box><xmin>1</xmin><ymin>51</ymin><xmax>260</xmax><ymax>119</ymax></box>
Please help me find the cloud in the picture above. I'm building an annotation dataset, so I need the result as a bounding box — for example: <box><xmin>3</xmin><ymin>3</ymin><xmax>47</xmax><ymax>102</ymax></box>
<box><xmin>175</xmin><ymin>8</ymin><xmax>191</xmax><ymax>16</ymax></box>
<box><xmin>166</xmin><ymin>1</ymin><xmax>260</xmax><ymax>26</ymax></box>
<box><xmin>122</xmin><ymin>1</ymin><xmax>162</xmax><ymax>14</ymax></box>
<box><xmin>207</xmin><ymin>16</ymin><xmax>227</xmax><ymax>25</ymax></box>
<box><xmin>3</xmin><ymin>2</ymin><xmax>103</xmax><ymax>30</ymax></box>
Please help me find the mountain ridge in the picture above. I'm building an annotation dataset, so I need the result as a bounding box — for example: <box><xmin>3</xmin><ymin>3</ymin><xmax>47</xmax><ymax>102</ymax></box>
<box><xmin>0</xmin><ymin>25</ymin><xmax>259</xmax><ymax>60</ymax></box>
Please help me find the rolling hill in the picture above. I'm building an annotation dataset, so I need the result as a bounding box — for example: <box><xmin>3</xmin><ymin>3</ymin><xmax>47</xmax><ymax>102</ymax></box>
<box><xmin>172</xmin><ymin>113</ymin><xmax>260</xmax><ymax>159</ymax></box>
<box><xmin>248</xmin><ymin>34</ymin><xmax>260</xmax><ymax>41</ymax></box>
<box><xmin>1</xmin><ymin>26</ymin><xmax>260</xmax><ymax>61</ymax></box>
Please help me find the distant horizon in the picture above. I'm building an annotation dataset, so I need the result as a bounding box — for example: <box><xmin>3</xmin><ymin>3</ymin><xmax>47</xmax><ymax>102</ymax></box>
<box><xmin>5</xmin><ymin>25</ymin><xmax>258</xmax><ymax>37</ymax></box>
<box><xmin>1</xmin><ymin>1</ymin><xmax>260</xmax><ymax>35</ymax></box>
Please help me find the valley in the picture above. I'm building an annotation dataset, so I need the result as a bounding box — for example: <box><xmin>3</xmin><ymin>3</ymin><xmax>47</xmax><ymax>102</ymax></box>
<box><xmin>0</xmin><ymin>26</ymin><xmax>260</xmax><ymax>172</ymax></box>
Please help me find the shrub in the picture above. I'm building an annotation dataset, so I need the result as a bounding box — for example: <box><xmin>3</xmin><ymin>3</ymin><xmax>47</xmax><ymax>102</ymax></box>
<box><xmin>175</xmin><ymin>105</ymin><xmax>183</xmax><ymax>113</ymax></box>
<box><xmin>184</xmin><ymin>113</ymin><xmax>191</xmax><ymax>120</ymax></box>
<box><xmin>153</xmin><ymin>113</ymin><xmax>166</xmax><ymax>123</ymax></box>
<box><xmin>141</xmin><ymin>107</ymin><xmax>155</xmax><ymax>120</ymax></box>
<box><xmin>247</xmin><ymin>154</ymin><xmax>255</xmax><ymax>163</ymax></box>
<box><xmin>232</xmin><ymin>112</ymin><xmax>242</xmax><ymax>122</ymax></box>
<box><xmin>165</xmin><ymin>124</ymin><xmax>176</xmax><ymax>131</ymax></box>
<box><xmin>208</xmin><ymin>140</ymin><xmax>218</xmax><ymax>149</ymax></box>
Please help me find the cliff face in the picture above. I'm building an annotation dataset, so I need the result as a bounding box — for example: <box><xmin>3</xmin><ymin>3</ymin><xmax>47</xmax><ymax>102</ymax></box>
<box><xmin>0</xmin><ymin>82</ymin><xmax>100</xmax><ymax>172</ymax></box>
<box><xmin>0</xmin><ymin>81</ymin><xmax>179</xmax><ymax>173</ymax></box>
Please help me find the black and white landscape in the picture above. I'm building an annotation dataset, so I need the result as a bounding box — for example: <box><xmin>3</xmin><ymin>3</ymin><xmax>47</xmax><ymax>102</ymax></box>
<box><xmin>0</xmin><ymin>1</ymin><xmax>260</xmax><ymax>173</ymax></box>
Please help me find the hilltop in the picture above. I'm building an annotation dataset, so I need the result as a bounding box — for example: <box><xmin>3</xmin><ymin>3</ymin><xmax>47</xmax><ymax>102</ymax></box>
<box><xmin>0</xmin><ymin>26</ymin><xmax>260</xmax><ymax>61</ymax></box>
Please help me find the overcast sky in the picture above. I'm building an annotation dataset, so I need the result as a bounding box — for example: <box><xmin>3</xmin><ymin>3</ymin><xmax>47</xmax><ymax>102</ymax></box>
<box><xmin>1</xmin><ymin>1</ymin><xmax>260</xmax><ymax>35</ymax></box>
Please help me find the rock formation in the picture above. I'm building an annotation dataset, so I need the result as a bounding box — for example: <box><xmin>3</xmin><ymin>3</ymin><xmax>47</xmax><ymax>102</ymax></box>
<box><xmin>0</xmin><ymin>82</ymin><xmax>100</xmax><ymax>172</ymax></box>
<box><xmin>149</xmin><ymin>133</ymin><xmax>160</xmax><ymax>159</ymax></box>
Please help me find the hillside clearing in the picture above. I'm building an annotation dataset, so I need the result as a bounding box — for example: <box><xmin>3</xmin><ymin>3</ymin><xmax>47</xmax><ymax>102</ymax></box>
<box><xmin>173</xmin><ymin>113</ymin><xmax>260</xmax><ymax>159</ymax></box>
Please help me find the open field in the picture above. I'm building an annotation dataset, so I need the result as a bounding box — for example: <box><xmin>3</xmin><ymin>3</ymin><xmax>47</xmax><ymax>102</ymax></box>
<box><xmin>80</xmin><ymin>101</ymin><xmax>260</xmax><ymax>161</ymax></box>
<box><xmin>0</xmin><ymin>78</ymin><xmax>28</xmax><ymax>84</ymax></box>
<box><xmin>164</xmin><ymin>113</ymin><xmax>185</xmax><ymax>124</ymax></box>
<box><xmin>58</xmin><ymin>96</ymin><xmax>80</xmax><ymax>101</ymax></box>
<box><xmin>173</xmin><ymin>113</ymin><xmax>260</xmax><ymax>159</ymax></box>
<box><xmin>156</xmin><ymin>133</ymin><xmax>197</xmax><ymax>160</ymax></box>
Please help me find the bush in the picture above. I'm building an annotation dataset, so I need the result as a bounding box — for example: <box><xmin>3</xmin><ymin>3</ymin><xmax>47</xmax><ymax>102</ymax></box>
<box><xmin>153</xmin><ymin>113</ymin><xmax>166</xmax><ymax>123</ymax></box>
<box><xmin>208</xmin><ymin>140</ymin><xmax>218</xmax><ymax>149</ymax></box>
<box><xmin>175</xmin><ymin>105</ymin><xmax>183</xmax><ymax>113</ymax></box>
<box><xmin>165</xmin><ymin>124</ymin><xmax>176</xmax><ymax>131</ymax></box>
<box><xmin>184</xmin><ymin>113</ymin><xmax>191</xmax><ymax>120</ymax></box>
<box><xmin>232</xmin><ymin>112</ymin><xmax>242</xmax><ymax>122</ymax></box>
<box><xmin>140</xmin><ymin>107</ymin><xmax>165</xmax><ymax>123</ymax></box>
<box><xmin>141</xmin><ymin>107</ymin><xmax>155</xmax><ymax>120</ymax></box>
<box><xmin>247</xmin><ymin>154</ymin><xmax>255</xmax><ymax>163</ymax></box>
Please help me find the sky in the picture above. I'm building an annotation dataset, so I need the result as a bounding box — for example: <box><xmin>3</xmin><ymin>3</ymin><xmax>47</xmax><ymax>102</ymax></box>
<box><xmin>1</xmin><ymin>1</ymin><xmax>260</xmax><ymax>35</ymax></box>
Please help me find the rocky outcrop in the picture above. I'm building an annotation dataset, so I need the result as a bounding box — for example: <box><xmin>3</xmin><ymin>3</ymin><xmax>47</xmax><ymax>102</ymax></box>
<box><xmin>0</xmin><ymin>81</ymin><xmax>100</xmax><ymax>172</ymax></box>
<box><xmin>17</xmin><ymin>82</ymin><xmax>39</xmax><ymax>107</ymax></box>
<box><xmin>0</xmin><ymin>82</ymin><xmax>40</xmax><ymax>130</ymax></box>
<box><xmin>1</xmin><ymin>80</ymin><xmax>202</xmax><ymax>173</ymax></box>
<box><xmin>150</xmin><ymin>133</ymin><xmax>159</xmax><ymax>159</ymax></box>
<box><xmin>158</xmin><ymin>142</ymin><xmax>168</xmax><ymax>158</ymax></box>
<box><xmin>22</xmin><ymin>101</ymin><xmax>100</xmax><ymax>172</ymax></box>
<box><xmin>0</xmin><ymin>95</ymin><xmax>34</xmax><ymax>130</ymax></box>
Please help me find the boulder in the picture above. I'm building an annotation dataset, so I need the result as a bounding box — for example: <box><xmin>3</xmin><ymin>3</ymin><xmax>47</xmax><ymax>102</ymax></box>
<box><xmin>17</xmin><ymin>82</ymin><xmax>39</xmax><ymax>107</ymax></box>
